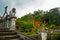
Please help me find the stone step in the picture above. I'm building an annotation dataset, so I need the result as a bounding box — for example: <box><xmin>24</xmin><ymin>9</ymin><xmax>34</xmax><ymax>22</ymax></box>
<box><xmin>0</xmin><ymin>28</ymin><xmax>24</xmax><ymax>40</ymax></box>
<box><xmin>5</xmin><ymin>37</ymin><xmax>24</xmax><ymax>40</ymax></box>
<box><xmin>0</xmin><ymin>35</ymin><xmax>20</xmax><ymax>38</ymax></box>
<box><xmin>0</xmin><ymin>28</ymin><xmax>9</xmax><ymax>30</ymax></box>
<box><xmin>5</xmin><ymin>38</ymin><xmax>20</xmax><ymax>40</ymax></box>
<box><xmin>0</xmin><ymin>33</ymin><xmax>17</xmax><ymax>36</ymax></box>
<box><xmin>0</xmin><ymin>36</ymin><xmax>24</xmax><ymax>40</ymax></box>
<box><xmin>0</xmin><ymin>30</ymin><xmax>13</xmax><ymax>32</ymax></box>
<box><xmin>0</xmin><ymin>37</ymin><xmax>19</xmax><ymax>40</ymax></box>
<box><xmin>0</xmin><ymin>35</ymin><xmax>20</xmax><ymax>40</ymax></box>
<box><xmin>0</xmin><ymin>32</ymin><xmax>17</xmax><ymax>35</ymax></box>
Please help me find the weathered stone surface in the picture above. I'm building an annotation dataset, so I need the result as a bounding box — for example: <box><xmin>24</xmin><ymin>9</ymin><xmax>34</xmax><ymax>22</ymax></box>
<box><xmin>0</xmin><ymin>28</ymin><xmax>20</xmax><ymax>40</ymax></box>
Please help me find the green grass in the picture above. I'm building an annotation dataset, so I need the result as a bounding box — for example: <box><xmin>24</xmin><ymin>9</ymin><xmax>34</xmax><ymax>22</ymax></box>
<box><xmin>50</xmin><ymin>32</ymin><xmax>60</xmax><ymax>35</ymax></box>
<box><xmin>21</xmin><ymin>32</ymin><xmax>38</xmax><ymax>36</ymax></box>
<box><xmin>16</xmin><ymin>29</ymin><xmax>37</xmax><ymax>36</ymax></box>
<box><xmin>16</xmin><ymin>29</ymin><xmax>60</xmax><ymax>37</ymax></box>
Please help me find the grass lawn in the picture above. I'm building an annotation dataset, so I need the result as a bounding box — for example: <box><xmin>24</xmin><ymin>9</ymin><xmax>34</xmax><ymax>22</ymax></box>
<box><xmin>21</xmin><ymin>32</ymin><xmax>38</xmax><ymax>37</ymax></box>
<box><xmin>16</xmin><ymin>29</ymin><xmax>38</xmax><ymax>36</ymax></box>
<box><xmin>17</xmin><ymin>29</ymin><xmax>60</xmax><ymax>37</ymax></box>
<box><xmin>48</xmin><ymin>31</ymin><xmax>60</xmax><ymax>35</ymax></box>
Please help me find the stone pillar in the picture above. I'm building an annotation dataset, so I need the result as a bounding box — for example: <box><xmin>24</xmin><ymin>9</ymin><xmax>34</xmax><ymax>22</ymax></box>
<box><xmin>10</xmin><ymin>18</ymin><xmax>16</xmax><ymax>30</ymax></box>
<box><xmin>0</xmin><ymin>23</ymin><xmax>1</xmax><ymax>28</ymax></box>
<box><xmin>6</xmin><ymin>20</ymin><xmax>9</xmax><ymax>28</ymax></box>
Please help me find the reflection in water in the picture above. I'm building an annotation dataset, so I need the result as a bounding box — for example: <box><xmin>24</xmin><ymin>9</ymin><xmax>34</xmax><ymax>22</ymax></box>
<box><xmin>47</xmin><ymin>34</ymin><xmax>60</xmax><ymax>40</ymax></box>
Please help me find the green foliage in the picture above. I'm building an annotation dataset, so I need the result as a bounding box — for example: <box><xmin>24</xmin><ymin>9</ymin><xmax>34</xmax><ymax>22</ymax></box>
<box><xmin>16</xmin><ymin>18</ymin><xmax>34</xmax><ymax>32</ymax></box>
<box><xmin>16</xmin><ymin>7</ymin><xmax>60</xmax><ymax>33</ymax></box>
<box><xmin>16</xmin><ymin>18</ymin><xmax>21</xmax><ymax>26</ymax></box>
<box><xmin>21</xmin><ymin>21</ymin><xmax>34</xmax><ymax>32</ymax></box>
<box><xmin>49</xmin><ymin>24</ymin><xmax>56</xmax><ymax>29</ymax></box>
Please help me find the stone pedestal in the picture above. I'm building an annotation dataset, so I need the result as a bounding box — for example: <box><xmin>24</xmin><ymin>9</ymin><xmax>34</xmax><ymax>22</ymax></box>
<box><xmin>41</xmin><ymin>32</ymin><xmax>47</xmax><ymax>40</ymax></box>
<box><xmin>10</xmin><ymin>18</ymin><xmax>16</xmax><ymax>30</ymax></box>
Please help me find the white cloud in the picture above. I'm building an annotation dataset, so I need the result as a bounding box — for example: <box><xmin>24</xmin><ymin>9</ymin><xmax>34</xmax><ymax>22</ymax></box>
<box><xmin>41</xmin><ymin>0</ymin><xmax>60</xmax><ymax>11</ymax></box>
<box><xmin>15</xmin><ymin>0</ymin><xmax>46</xmax><ymax>18</ymax></box>
<box><xmin>10</xmin><ymin>0</ymin><xmax>60</xmax><ymax>18</ymax></box>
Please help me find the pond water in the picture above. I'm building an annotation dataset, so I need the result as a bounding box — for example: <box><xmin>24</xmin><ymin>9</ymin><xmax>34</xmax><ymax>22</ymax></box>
<box><xmin>47</xmin><ymin>34</ymin><xmax>60</xmax><ymax>40</ymax></box>
<box><xmin>33</xmin><ymin>33</ymin><xmax>60</xmax><ymax>40</ymax></box>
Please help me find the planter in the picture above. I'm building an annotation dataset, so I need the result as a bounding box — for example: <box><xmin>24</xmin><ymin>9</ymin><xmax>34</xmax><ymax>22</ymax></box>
<box><xmin>41</xmin><ymin>32</ymin><xmax>47</xmax><ymax>40</ymax></box>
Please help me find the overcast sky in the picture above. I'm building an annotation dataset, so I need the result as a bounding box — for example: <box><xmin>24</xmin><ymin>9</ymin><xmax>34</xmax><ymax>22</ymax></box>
<box><xmin>0</xmin><ymin>0</ymin><xmax>60</xmax><ymax>18</ymax></box>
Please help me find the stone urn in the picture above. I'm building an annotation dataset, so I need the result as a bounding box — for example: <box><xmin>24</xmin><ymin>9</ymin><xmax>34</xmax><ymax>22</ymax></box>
<box><xmin>41</xmin><ymin>32</ymin><xmax>47</xmax><ymax>40</ymax></box>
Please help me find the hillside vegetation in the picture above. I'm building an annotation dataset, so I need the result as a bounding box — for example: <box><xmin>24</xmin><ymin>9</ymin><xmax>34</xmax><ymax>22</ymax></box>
<box><xmin>16</xmin><ymin>7</ymin><xmax>60</xmax><ymax>34</ymax></box>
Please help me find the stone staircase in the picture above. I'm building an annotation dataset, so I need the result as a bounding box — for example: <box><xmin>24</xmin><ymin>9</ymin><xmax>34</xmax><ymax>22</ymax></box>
<box><xmin>0</xmin><ymin>28</ymin><xmax>23</xmax><ymax>40</ymax></box>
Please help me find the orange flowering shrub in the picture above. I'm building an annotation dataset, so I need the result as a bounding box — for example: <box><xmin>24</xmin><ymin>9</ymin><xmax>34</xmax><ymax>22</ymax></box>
<box><xmin>34</xmin><ymin>21</ymin><xmax>42</xmax><ymax>27</ymax></box>
<box><xmin>30</xmin><ymin>18</ymin><xmax>48</xmax><ymax>33</ymax></box>
<box><xmin>30</xmin><ymin>18</ymin><xmax>34</xmax><ymax>22</ymax></box>
<box><xmin>32</xmin><ymin>28</ymin><xmax>37</xmax><ymax>32</ymax></box>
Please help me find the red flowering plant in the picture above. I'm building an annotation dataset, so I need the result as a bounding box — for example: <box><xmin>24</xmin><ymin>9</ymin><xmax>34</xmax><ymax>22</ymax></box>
<box><xmin>30</xmin><ymin>18</ymin><xmax>48</xmax><ymax>33</ymax></box>
<box><xmin>33</xmin><ymin>21</ymin><xmax>48</xmax><ymax>34</ymax></box>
